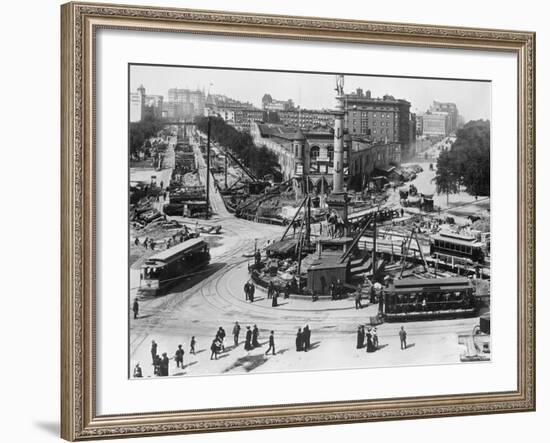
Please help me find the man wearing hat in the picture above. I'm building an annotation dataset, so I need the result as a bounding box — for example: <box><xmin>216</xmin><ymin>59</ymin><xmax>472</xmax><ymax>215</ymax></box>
<box><xmin>150</xmin><ymin>340</ymin><xmax>158</xmax><ymax>364</ymax></box>
<box><xmin>160</xmin><ymin>352</ymin><xmax>170</xmax><ymax>376</ymax></box>
<box><xmin>175</xmin><ymin>344</ymin><xmax>185</xmax><ymax>368</ymax></box>
<box><xmin>132</xmin><ymin>297</ymin><xmax>139</xmax><ymax>319</ymax></box>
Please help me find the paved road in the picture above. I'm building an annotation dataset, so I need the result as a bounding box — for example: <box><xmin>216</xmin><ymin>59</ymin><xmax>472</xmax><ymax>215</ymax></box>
<box><xmin>128</xmin><ymin>130</ymin><xmax>481</xmax><ymax>378</ymax></box>
<box><xmin>129</xmin><ymin>212</ymin><xmax>479</xmax><ymax>378</ymax></box>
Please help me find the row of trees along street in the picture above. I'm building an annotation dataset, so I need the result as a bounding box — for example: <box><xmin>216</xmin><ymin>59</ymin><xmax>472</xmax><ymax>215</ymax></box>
<box><xmin>130</xmin><ymin>114</ymin><xmax>169</xmax><ymax>159</ymax></box>
<box><xmin>195</xmin><ymin>116</ymin><xmax>280</xmax><ymax>180</ymax></box>
<box><xmin>434</xmin><ymin>120</ymin><xmax>491</xmax><ymax>202</ymax></box>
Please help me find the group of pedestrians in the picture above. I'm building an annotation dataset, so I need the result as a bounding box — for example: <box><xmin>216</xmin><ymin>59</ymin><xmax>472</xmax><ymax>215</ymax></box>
<box><xmin>355</xmin><ymin>325</ymin><xmax>409</xmax><ymax>353</ymax></box>
<box><xmin>243</xmin><ymin>280</ymin><xmax>256</xmax><ymax>303</ymax></box>
<box><xmin>142</xmin><ymin>338</ymin><xmax>198</xmax><ymax>377</ymax></box>
<box><xmin>134</xmin><ymin>325</ymin><xmax>409</xmax><ymax>378</ymax></box>
<box><xmin>295</xmin><ymin>325</ymin><xmax>312</xmax><ymax>352</ymax></box>
<box><xmin>356</xmin><ymin>325</ymin><xmax>379</xmax><ymax>352</ymax></box>
<box><xmin>210</xmin><ymin>327</ymin><xmax>226</xmax><ymax>360</ymax></box>
<box><xmin>244</xmin><ymin>324</ymin><xmax>261</xmax><ymax>351</ymax></box>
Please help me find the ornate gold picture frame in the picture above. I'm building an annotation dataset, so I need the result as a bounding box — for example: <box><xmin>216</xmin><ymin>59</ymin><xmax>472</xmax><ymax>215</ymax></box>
<box><xmin>61</xmin><ymin>1</ymin><xmax>535</xmax><ymax>440</ymax></box>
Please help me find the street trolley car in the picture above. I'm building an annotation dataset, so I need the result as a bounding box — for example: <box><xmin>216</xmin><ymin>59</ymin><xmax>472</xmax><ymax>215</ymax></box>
<box><xmin>383</xmin><ymin>277</ymin><xmax>477</xmax><ymax>321</ymax></box>
<box><xmin>430</xmin><ymin>231</ymin><xmax>485</xmax><ymax>264</ymax></box>
<box><xmin>138</xmin><ymin>238</ymin><xmax>210</xmax><ymax>296</ymax></box>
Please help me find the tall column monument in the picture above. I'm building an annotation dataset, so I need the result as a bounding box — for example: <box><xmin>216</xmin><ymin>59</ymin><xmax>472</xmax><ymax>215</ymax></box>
<box><xmin>326</xmin><ymin>74</ymin><xmax>350</xmax><ymax>232</ymax></box>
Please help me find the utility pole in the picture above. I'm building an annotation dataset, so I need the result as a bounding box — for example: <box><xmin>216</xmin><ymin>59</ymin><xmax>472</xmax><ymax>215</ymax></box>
<box><xmin>224</xmin><ymin>149</ymin><xmax>228</xmax><ymax>190</ymax></box>
<box><xmin>205</xmin><ymin>117</ymin><xmax>211</xmax><ymax>219</ymax></box>
<box><xmin>372</xmin><ymin>212</ymin><xmax>377</xmax><ymax>279</ymax></box>
<box><xmin>305</xmin><ymin>195</ymin><xmax>311</xmax><ymax>248</ymax></box>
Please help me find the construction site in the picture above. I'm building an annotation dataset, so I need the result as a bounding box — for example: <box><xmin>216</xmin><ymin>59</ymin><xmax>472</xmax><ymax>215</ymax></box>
<box><xmin>129</xmin><ymin>75</ymin><xmax>491</xmax><ymax>379</ymax></box>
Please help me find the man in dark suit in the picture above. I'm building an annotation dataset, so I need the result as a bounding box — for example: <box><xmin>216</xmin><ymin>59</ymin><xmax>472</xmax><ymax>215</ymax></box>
<box><xmin>245</xmin><ymin>326</ymin><xmax>252</xmax><ymax>350</ymax></box>
<box><xmin>174</xmin><ymin>344</ymin><xmax>184</xmax><ymax>368</ymax></box>
<box><xmin>133</xmin><ymin>297</ymin><xmax>139</xmax><ymax>319</ymax></box>
<box><xmin>399</xmin><ymin>326</ymin><xmax>407</xmax><ymax>350</ymax></box>
<box><xmin>265</xmin><ymin>331</ymin><xmax>276</xmax><ymax>355</ymax></box>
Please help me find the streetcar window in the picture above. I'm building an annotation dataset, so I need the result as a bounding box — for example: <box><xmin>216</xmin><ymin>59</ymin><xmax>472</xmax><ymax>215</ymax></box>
<box><xmin>466</xmin><ymin>247</ymin><xmax>472</xmax><ymax>255</ymax></box>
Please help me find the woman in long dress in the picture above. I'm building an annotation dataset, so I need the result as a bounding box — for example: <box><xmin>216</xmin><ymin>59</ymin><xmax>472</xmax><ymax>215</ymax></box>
<box><xmin>366</xmin><ymin>328</ymin><xmax>375</xmax><ymax>353</ymax></box>
<box><xmin>356</xmin><ymin>325</ymin><xmax>365</xmax><ymax>349</ymax></box>
<box><xmin>296</xmin><ymin>328</ymin><xmax>303</xmax><ymax>352</ymax></box>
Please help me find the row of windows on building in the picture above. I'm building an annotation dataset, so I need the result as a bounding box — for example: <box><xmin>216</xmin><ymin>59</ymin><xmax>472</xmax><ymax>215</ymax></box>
<box><xmin>352</xmin><ymin>112</ymin><xmax>395</xmax><ymax>118</ymax></box>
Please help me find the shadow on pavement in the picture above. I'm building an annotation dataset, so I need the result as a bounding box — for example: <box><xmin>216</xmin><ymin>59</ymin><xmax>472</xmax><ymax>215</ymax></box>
<box><xmin>222</xmin><ymin>354</ymin><xmax>269</xmax><ymax>373</ymax></box>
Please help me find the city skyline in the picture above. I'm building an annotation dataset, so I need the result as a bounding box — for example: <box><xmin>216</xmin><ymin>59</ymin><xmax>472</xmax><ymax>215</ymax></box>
<box><xmin>130</xmin><ymin>64</ymin><xmax>491</xmax><ymax>122</ymax></box>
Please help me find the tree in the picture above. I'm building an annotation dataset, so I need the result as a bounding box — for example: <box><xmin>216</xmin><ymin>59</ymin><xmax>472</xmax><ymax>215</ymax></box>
<box><xmin>129</xmin><ymin>114</ymin><xmax>165</xmax><ymax>157</ymax></box>
<box><xmin>195</xmin><ymin>116</ymin><xmax>280</xmax><ymax>179</ymax></box>
<box><xmin>433</xmin><ymin>120</ymin><xmax>490</xmax><ymax>202</ymax></box>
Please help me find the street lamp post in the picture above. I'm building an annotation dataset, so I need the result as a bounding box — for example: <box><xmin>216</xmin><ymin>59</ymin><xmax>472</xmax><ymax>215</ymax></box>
<box><xmin>205</xmin><ymin>117</ymin><xmax>211</xmax><ymax>219</ymax></box>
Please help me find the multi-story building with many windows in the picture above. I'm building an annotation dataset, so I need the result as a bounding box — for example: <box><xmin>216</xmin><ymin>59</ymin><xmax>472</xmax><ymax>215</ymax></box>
<box><xmin>250</xmin><ymin>121</ymin><xmax>400</xmax><ymax>195</ymax></box>
<box><xmin>166</xmin><ymin>88</ymin><xmax>206</xmax><ymax>120</ymax></box>
<box><xmin>342</xmin><ymin>88</ymin><xmax>415</xmax><ymax>158</ymax></box>
<box><xmin>129</xmin><ymin>85</ymin><xmax>164</xmax><ymax>122</ymax></box>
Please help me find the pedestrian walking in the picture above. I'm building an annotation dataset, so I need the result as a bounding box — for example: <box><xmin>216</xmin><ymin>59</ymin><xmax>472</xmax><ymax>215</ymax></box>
<box><xmin>153</xmin><ymin>354</ymin><xmax>161</xmax><ymax>376</ymax></box>
<box><xmin>175</xmin><ymin>344</ymin><xmax>185</xmax><ymax>368</ymax></box>
<box><xmin>303</xmin><ymin>325</ymin><xmax>311</xmax><ymax>352</ymax></box>
<box><xmin>244</xmin><ymin>281</ymin><xmax>250</xmax><ymax>301</ymax></box>
<box><xmin>355</xmin><ymin>285</ymin><xmax>363</xmax><ymax>309</ymax></box>
<box><xmin>296</xmin><ymin>328</ymin><xmax>303</xmax><ymax>352</ymax></box>
<box><xmin>399</xmin><ymin>326</ymin><xmax>407</xmax><ymax>350</ymax></box>
<box><xmin>244</xmin><ymin>326</ymin><xmax>252</xmax><ymax>351</ymax></box>
<box><xmin>159</xmin><ymin>352</ymin><xmax>170</xmax><ymax>376</ymax></box>
<box><xmin>284</xmin><ymin>282</ymin><xmax>290</xmax><ymax>299</ymax></box>
<box><xmin>265</xmin><ymin>331</ymin><xmax>276</xmax><ymax>355</ymax></box>
<box><xmin>232</xmin><ymin>322</ymin><xmax>241</xmax><ymax>346</ymax></box>
<box><xmin>133</xmin><ymin>363</ymin><xmax>143</xmax><ymax>378</ymax></box>
<box><xmin>356</xmin><ymin>325</ymin><xmax>365</xmax><ymax>349</ymax></box>
<box><xmin>272</xmin><ymin>289</ymin><xmax>278</xmax><ymax>307</ymax></box>
<box><xmin>134</xmin><ymin>237</ymin><xmax>140</xmax><ymax>246</ymax></box>
<box><xmin>150</xmin><ymin>340</ymin><xmax>158</xmax><ymax>364</ymax></box>
<box><xmin>366</xmin><ymin>328</ymin><xmax>375</xmax><ymax>353</ymax></box>
<box><xmin>210</xmin><ymin>339</ymin><xmax>221</xmax><ymax>360</ymax></box>
<box><xmin>216</xmin><ymin>327</ymin><xmax>226</xmax><ymax>351</ymax></box>
<box><xmin>190</xmin><ymin>336</ymin><xmax>196</xmax><ymax>355</ymax></box>
<box><xmin>267</xmin><ymin>281</ymin><xmax>275</xmax><ymax>299</ymax></box>
<box><xmin>330</xmin><ymin>281</ymin><xmax>336</xmax><ymax>300</ymax></box>
<box><xmin>372</xmin><ymin>327</ymin><xmax>379</xmax><ymax>349</ymax></box>
<box><xmin>252</xmin><ymin>324</ymin><xmax>260</xmax><ymax>348</ymax></box>
<box><xmin>133</xmin><ymin>297</ymin><xmax>139</xmax><ymax>319</ymax></box>
<box><xmin>249</xmin><ymin>281</ymin><xmax>255</xmax><ymax>303</ymax></box>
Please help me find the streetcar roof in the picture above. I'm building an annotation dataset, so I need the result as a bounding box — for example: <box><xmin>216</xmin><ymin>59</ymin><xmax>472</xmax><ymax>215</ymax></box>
<box><xmin>143</xmin><ymin>238</ymin><xmax>206</xmax><ymax>265</ymax></box>
<box><xmin>431</xmin><ymin>233</ymin><xmax>482</xmax><ymax>246</ymax></box>
<box><xmin>390</xmin><ymin>277</ymin><xmax>472</xmax><ymax>293</ymax></box>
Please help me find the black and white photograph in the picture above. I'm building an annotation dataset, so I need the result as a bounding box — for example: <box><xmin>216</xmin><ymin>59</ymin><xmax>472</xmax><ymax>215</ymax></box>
<box><xmin>128</xmin><ymin>64</ymin><xmax>491</xmax><ymax>379</ymax></box>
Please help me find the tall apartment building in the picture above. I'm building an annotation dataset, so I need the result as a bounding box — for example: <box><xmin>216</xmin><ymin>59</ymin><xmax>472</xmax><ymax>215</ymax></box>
<box><xmin>430</xmin><ymin>101</ymin><xmax>459</xmax><ymax>133</ymax></box>
<box><xmin>420</xmin><ymin>112</ymin><xmax>450</xmax><ymax>137</ymax></box>
<box><xmin>166</xmin><ymin>88</ymin><xmax>206</xmax><ymax>120</ymax></box>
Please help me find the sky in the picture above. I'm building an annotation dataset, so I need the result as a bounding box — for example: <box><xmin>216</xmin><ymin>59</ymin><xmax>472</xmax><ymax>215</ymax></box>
<box><xmin>130</xmin><ymin>64</ymin><xmax>491</xmax><ymax>121</ymax></box>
